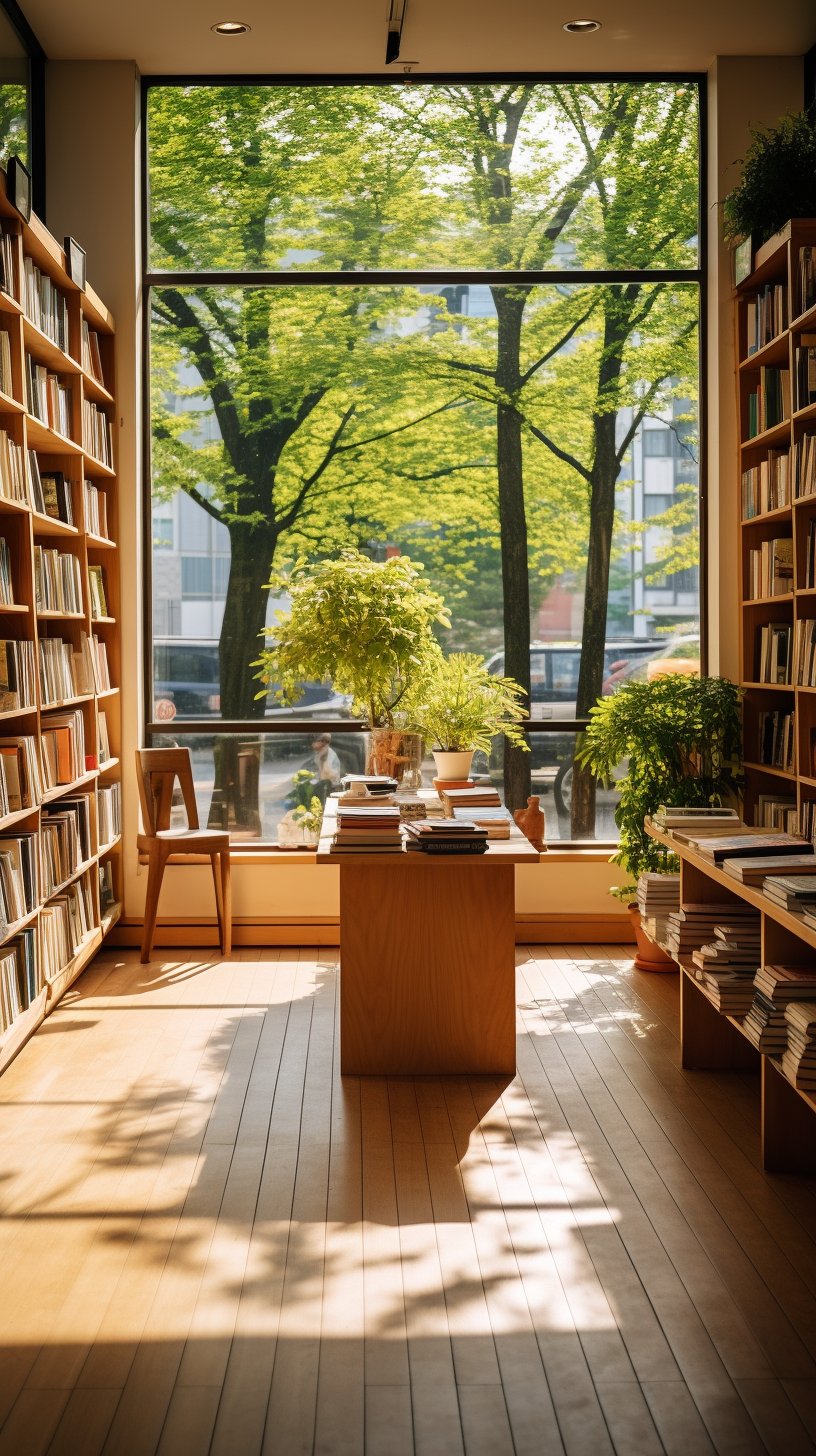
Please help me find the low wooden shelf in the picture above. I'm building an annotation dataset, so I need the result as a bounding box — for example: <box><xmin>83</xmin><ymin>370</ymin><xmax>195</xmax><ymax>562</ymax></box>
<box><xmin>317</xmin><ymin>800</ymin><xmax>540</xmax><ymax>1076</ymax></box>
<box><xmin>646</xmin><ymin>818</ymin><xmax>816</xmax><ymax>1173</ymax></box>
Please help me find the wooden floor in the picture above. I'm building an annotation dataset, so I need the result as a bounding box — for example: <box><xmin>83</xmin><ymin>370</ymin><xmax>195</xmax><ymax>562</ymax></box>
<box><xmin>0</xmin><ymin>946</ymin><xmax>815</xmax><ymax>1456</ymax></box>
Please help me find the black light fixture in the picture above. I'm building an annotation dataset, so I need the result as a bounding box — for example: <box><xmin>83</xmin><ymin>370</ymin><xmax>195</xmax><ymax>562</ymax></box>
<box><xmin>386</xmin><ymin>0</ymin><xmax>407</xmax><ymax>64</ymax></box>
<box><xmin>563</xmin><ymin>18</ymin><xmax>601</xmax><ymax>32</ymax></box>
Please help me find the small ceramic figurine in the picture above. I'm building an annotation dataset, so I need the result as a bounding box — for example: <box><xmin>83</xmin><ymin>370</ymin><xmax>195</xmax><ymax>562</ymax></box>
<box><xmin>514</xmin><ymin>795</ymin><xmax>546</xmax><ymax>851</ymax></box>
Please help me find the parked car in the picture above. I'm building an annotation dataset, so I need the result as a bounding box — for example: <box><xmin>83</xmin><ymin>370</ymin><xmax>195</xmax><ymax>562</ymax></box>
<box><xmin>152</xmin><ymin>640</ymin><xmax>348</xmax><ymax>720</ymax></box>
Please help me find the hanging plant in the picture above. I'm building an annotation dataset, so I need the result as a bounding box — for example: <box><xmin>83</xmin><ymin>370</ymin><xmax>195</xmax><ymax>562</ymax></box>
<box><xmin>722</xmin><ymin>109</ymin><xmax>816</xmax><ymax>246</ymax></box>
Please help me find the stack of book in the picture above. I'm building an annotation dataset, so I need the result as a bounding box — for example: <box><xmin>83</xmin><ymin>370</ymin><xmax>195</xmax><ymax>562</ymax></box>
<box><xmin>330</xmin><ymin>803</ymin><xmax>402</xmax><ymax>854</ymax></box>
<box><xmin>451</xmin><ymin>805</ymin><xmax>512</xmax><ymax>840</ymax></box>
<box><xmin>440</xmin><ymin>785</ymin><xmax>501</xmax><ymax>817</ymax></box>
<box><xmin>743</xmin><ymin>965</ymin><xmax>816</xmax><ymax>1054</ymax></box>
<box><xmin>781</xmin><ymin>1002</ymin><xmax>816</xmax><ymax>1090</ymax></box>
<box><xmin>340</xmin><ymin>774</ymin><xmax>398</xmax><ymax>798</ymax></box>
<box><xmin>404</xmin><ymin>820</ymin><xmax>488</xmax><ymax>855</ymax></box>
<box><xmin>690</xmin><ymin>916</ymin><xmax>762</xmax><ymax>1014</ymax></box>
<box><xmin>762</xmin><ymin>874</ymin><xmax>816</xmax><ymax>914</ymax></box>
<box><xmin>652</xmin><ymin>805</ymin><xmax>741</xmax><ymax>831</ymax></box>
<box><xmin>675</xmin><ymin>830</ymin><xmax>809</xmax><ymax>864</ymax></box>
<box><xmin>724</xmin><ymin>851</ymin><xmax>816</xmax><ymax>885</ymax></box>
<box><xmin>665</xmin><ymin>902</ymin><xmax>758</xmax><ymax>961</ymax></box>
<box><xmin>636</xmin><ymin>872</ymin><xmax>680</xmax><ymax>945</ymax></box>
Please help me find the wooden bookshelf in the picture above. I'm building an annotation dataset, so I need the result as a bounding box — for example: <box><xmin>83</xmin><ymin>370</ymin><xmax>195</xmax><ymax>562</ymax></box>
<box><xmin>737</xmin><ymin>221</ymin><xmax>816</xmax><ymax>835</ymax></box>
<box><xmin>0</xmin><ymin>168</ymin><xmax>122</xmax><ymax>1077</ymax></box>
<box><xmin>646</xmin><ymin>819</ymin><xmax>816</xmax><ymax>1173</ymax></box>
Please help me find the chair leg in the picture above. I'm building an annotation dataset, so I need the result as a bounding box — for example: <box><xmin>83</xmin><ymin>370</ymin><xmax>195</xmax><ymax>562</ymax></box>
<box><xmin>141</xmin><ymin>849</ymin><xmax>167</xmax><ymax>963</ymax></box>
<box><xmin>221</xmin><ymin>851</ymin><xmax>232</xmax><ymax>957</ymax></box>
<box><xmin>211</xmin><ymin>852</ymin><xmax>224</xmax><ymax>954</ymax></box>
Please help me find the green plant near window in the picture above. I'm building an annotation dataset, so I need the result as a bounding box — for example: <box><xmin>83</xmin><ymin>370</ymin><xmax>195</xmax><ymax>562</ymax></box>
<box><xmin>722</xmin><ymin>108</ymin><xmax>816</xmax><ymax>246</ymax></box>
<box><xmin>405</xmin><ymin>652</ymin><xmax>529</xmax><ymax>755</ymax></box>
<box><xmin>576</xmin><ymin>673</ymin><xmax>742</xmax><ymax>899</ymax></box>
<box><xmin>255</xmin><ymin>550</ymin><xmax>450</xmax><ymax>728</ymax></box>
<box><xmin>289</xmin><ymin>769</ymin><xmax>324</xmax><ymax>837</ymax></box>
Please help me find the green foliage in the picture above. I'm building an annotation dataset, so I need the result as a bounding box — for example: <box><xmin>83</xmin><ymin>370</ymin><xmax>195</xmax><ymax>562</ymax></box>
<box><xmin>576</xmin><ymin>674</ymin><xmax>742</xmax><ymax>887</ymax></box>
<box><xmin>722</xmin><ymin>110</ymin><xmax>816</xmax><ymax>245</ymax></box>
<box><xmin>404</xmin><ymin>652</ymin><xmax>529</xmax><ymax>754</ymax></box>
<box><xmin>255</xmin><ymin>549</ymin><xmax>450</xmax><ymax>728</ymax></box>
<box><xmin>289</xmin><ymin>770</ymin><xmax>324</xmax><ymax>835</ymax></box>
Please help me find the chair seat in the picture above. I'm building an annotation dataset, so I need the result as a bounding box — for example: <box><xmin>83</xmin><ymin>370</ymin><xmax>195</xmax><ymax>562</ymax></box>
<box><xmin>138</xmin><ymin>828</ymin><xmax>231</xmax><ymax>852</ymax></box>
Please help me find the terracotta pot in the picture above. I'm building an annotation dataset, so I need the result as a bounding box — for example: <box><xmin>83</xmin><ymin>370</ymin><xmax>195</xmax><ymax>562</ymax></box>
<box><xmin>627</xmin><ymin>904</ymin><xmax>677</xmax><ymax>974</ymax></box>
<box><xmin>513</xmin><ymin>795</ymin><xmax>546</xmax><ymax>851</ymax></box>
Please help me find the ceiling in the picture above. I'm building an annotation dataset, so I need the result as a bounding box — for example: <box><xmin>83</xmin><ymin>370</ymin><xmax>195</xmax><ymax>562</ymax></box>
<box><xmin>18</xmin><ymin>0</ymin><xmax>816</xmax><ymax>76</ymax></box>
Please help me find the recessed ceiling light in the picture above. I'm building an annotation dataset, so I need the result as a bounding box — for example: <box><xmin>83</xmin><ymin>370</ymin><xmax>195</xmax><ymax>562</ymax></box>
<box><xmin>211</xmin><ymin>20</ymin><xmax>251</xmax><ymax>35</ymax></box>
<box><xmin>563</xmin><ymin>18</ymin><xmax>601</xmax><ymax>32</ymax></box>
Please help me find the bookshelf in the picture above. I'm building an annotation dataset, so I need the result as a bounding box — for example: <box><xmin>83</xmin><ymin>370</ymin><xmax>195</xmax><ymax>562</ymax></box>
<box><xmin>0</xmin><ymin>170</ymin><xmax>121</xmax><ymax>1076</ymax></box>
<box><xmin>646</xmin><ymin>820</ymin><xmax>816</xmax><ymax>1173</ymax></box>
<box><xmin>737</xmin><ymin>220</ymin><xmax>816</xmax><ymax>836</ymax></box>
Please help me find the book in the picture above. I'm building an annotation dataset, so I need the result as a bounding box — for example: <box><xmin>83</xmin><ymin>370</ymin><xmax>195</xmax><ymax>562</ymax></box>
<box><xmin>724</xmin><ymin>854</ymin><xmax>816</xmax><ymax>885</ymax></box>
<box><xmin>686</xmin><ymin>833</ymin><xmax>811</xmax><ymax>864</ymax></box>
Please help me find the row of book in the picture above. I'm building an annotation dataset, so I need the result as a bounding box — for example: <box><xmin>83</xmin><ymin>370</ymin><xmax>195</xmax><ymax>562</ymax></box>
<box><xmin>39</xmin><ymin>874</ymin><xmax>95</xmax><ymax>982</ymax></box>
<box><xmin>88</xmin><ymin>564</ymin><xmax>109</xmax><ymax>620</ymax></box>
<box><xmin>37</xmin><ymin>632</ymin><xmax>111</xmax><ymax>705</ymax></box>
<box><xmin>0</xmin><ymin>929</ymin><xmax>38</xmax><ymax>1036</ymax></box>
<box><xmin>82</xmin><ymin>400</ymin><xmax>113</xmax><ymax>469</ymax></box>
<box><xmin>792</xmin><ymin>617</ymin><xmax>816</xmax><ymax>686</ymax></box>
<box><xmin>34</xmin><ymin>546</ymin><xmax>84</xmax><ymax>616</ymax></box>
<box><xmin>80</xmin><ymin>320</ymin><xmax>106</xmax><ymax>388</ymax></box>
<box><xmin>754</xmin><ymin>794</ymin><xmax>798</xmax><ymax>833</ymax></box>
<box><xmin>97</xmin><ymin>782</ymin><xmax>122</xmax><ymax>848</ymax></box>
<box><xmin>688</xmin><ymin>907</ymin><xmax>762</xmax><ymax>1014</ymax></box>
<box><xmin>84</xmin><ymin>480</ymin><xmax>110</xmax><ymax>539</ymax></box>
<box><xmin>746</xmin><ymin>536</ymin><xmax>792</xmax><ymax>598</ymax></box>
<box><xmin>755</xmin><ymin>621</ymin><xmax>791</xmax><ymax>683</ymax></box>
<box><xmin>780</xmin><ymin>1002</ymin><xmax>816</xmax><ymax>1090</ymax></box>
<box><xmin>794</xmin><ymin>337</ymin><xmax>816</xmax><ymax>412</ymax></box>
<box><xmin>741</xmin><ymin>449</ymin><xmax>790</xmax><ymax>518</ymax></box>
<box><xmin>0</xmin><ymin>330</ymin><xmax>12</xmax><ymax>398</ymax></box>
<box><xmin>41</xmin><ymin>708</ymin><xmax>86</xmax><ymax>790</ymax></box>
<box><xmin>0</xmin><ymin>800</ymin><xmax>116</xmax><ymax>937</ymax></box>
<box><xmin>793</xmin><ymin>435</ymin><xmax>816</xmax><ymax>499</ymax></box>
<box><xmin>756</xmin><ymin>708</ymin><xmax>795</xmax><ymax>773</ymax></box>
<box><xmin>0</xmin><ymin>228</ymin><xmax>15</xmax><ymax>301</ymax></box>
<box><xmin>0</xmin><ymin>833</ymin><xmax>38</xmax><ymax>931</ymax></box>
<box><xmin>0</xmin><ymin>640</ymin><xmax>36</xmax><ymax>712</ymax></box>
<box><xmin>0</xmin><ymin>431</ymin><xmax>26</xmax><ymax>505</ymax></box>
<box><xmin>743</xmin><ymin>965</ymin><xmax>816</xmax><ymax>1060</ymax></box>
<box><xmin>0</xmin><ymin>716</ymin><xmax>103</xmax><ymax>813</ymax></box>
<box><xmin>0</xmin><ymin>736</ymin><xmax>42</xmax><ymax>816</ymax></box>
<box><xmin>804</xmin><ymin>518</ymin><xmax>816</xmax><ymax>590</ymax></box>
<box><xmin>798</xmin><ymin>246</ymin><xmax>816</xmax><ymax>319</ymax></box>
<box><xmin>745</xmin><ymin>367</ymin><xmax>790</xmax><ymax>438</ymax></box>
<box><xmin>745</xmin><ymin>282</ymin><xmax>787</xmax><ymax>355</ymax></box>
<box><xmin>0</xmin><ymin>443</ymin><xmax>111</xmax><ymax>541</ymax></box>
<box><xmin>25</xmin><ymin>356</ymin><xmax>72</xmax><ymax>439</ymax></box>
<box><xmin>22</xmin><ymin>257</ymin><xmax>69</xmax><ymax>354</ymax></box>
<box><xmin>0</xmin><ymin>538</ymin><xmax>16</xmax><ymax>608</ymax></box>
<box><xmin>28</xmin><ymin>456</ymin><xmax>73</xmax><ymax>524</ymax></box>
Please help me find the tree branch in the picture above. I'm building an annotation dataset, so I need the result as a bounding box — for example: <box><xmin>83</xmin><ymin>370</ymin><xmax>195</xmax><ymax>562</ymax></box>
<box><xmin>527</xmin><ymin>422</ymin><xmax>592</xmax><ymax>483</ymax></box>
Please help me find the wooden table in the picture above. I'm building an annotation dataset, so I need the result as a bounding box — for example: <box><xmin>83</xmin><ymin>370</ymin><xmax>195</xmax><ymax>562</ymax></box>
<box><xmin>317</xmin><ymin>801</ymin><xmax>540</xmax><ymax>1076</ymax></box>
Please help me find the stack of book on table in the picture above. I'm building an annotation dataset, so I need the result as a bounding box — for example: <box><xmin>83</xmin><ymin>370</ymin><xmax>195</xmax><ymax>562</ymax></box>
<box><xmin>690</xmin><ymin>914</ymin><xmax>762</xmax><ymax>1014</ymax></box>
<box><xmin>403</xmin><ymin>820</ymin><xmax>488</xmax><ymax>856</ymax></box>
<box><xmin>781</xmin><ymin>1002</ymin><xmax>816</xmax><ymax>1090</ymax></box>
<box><xmin>743</xmin><ymin>965</ymin><xmax>816</xmax><ymax>1054</ymax></box>
<box><xmin>439</xmin><ymin>785</ymin><xmax>501</xmax><ymax>817</ymax></box>
<box><xmin>451</xmin><ymin>805</ymin><xmax>512</xmax><ymax>840</ymax></box>
<box><xmin>340</xmin><ymin>774</ymin><xmax>398</xmax><ymax>798</ymax></box>
<box><xmin>330</xmin><ymin>803</ymin><xmax>402</xmax><ymax>854</ymax></box>
<box><xmin>664</xmin><ymin>902</ymin><xmax>758</xmax><ymax>961</ymax></box>
<box><xmin>637</xmin><ymin>873</ymin><xmax>680</xmax><ymax>945</ymax></box>
<box><xmin>724</xmin><ymin>852</ymin><xmax>816</xmax><ymax>886</ymax></box>
<box><xmin>675</xmin><ymin>831</ymin><xmax>811</xmax><ymax>864</ymax></box>
<box><xmin>652</xmin><ymin>805</ymin><xmax>741</xmax><ymax>832</ymax></box>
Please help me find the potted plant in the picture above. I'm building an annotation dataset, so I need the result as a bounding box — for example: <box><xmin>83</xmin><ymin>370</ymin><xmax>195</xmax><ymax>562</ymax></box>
<box><xmin>255</xmin><ymin>550</ymin><xmax>449</xmax><ymax>783</ymax></box>
<box><xmin>576</xmin><ymin>673</ymin><xmax>742</xmax><ymax>969</ymax></box>
<box><xmin>405</xmin><ymin>652</ymin><xmax>529</xmax><ymax>782</ymax></box>
<box><xmin>277</xmin><ymin>768</ymin><xmax>325</xmax><ymax>849</ymax></box>
<box><xmin>722</xmin><ymin>108</ymin><xmax>816</xmax><ymax>268</ymax></box>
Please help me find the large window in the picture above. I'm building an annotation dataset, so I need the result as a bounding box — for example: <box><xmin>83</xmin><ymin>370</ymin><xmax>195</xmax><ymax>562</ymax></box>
<box><xmin>145</xmin><ymin>79</ymin><xmax>703</xmax><ymax>843</ymax></box>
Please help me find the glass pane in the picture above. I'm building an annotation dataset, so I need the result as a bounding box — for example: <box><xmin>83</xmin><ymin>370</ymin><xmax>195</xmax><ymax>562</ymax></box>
<box><xmin>146</xmin><ymin>729</ymin><xmax>616</xmax><ymax>844</ymax></box>
<box><xmin>147</xmin><ymin>82</ymin><xmax>699</xmax><ymax>273</ymax></box>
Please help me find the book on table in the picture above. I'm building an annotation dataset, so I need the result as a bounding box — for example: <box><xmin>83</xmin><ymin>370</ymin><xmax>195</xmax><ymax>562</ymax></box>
<box><xmin>682</xmin><ymin>833</ymin><xmax>812</xmax><ymax>863</ymax></box>
<box><xmin>403</xmin><ymin>819</ymin><xmax>489</xmax><ymax>855</ymax></box>
<box><xmin>724</xmin><ymin>854</ymin><xmax>816</xmax><ymax>884</ymax></box>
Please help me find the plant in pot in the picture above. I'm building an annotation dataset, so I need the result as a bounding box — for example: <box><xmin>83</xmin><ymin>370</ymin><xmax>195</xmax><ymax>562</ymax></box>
<box><xmin>405</xmin><ymin>652</ymin><xmax>529</xmax><ymax>784</ymax></box>
<box><xmin>576</xmin><ymin>673</ymin><xmax>742</xmax><ymax>970</ymax></box>
<box><xmin>255</xmin><ymin>549</ymin><xmax>449</xmax><ymax>787</ymax></box>
<box><xmin>722</xmin><ymin>107</ymin><xmax>816</xmax><ymax>267</ymax></box>
<box><xmin>276</xmin><ymin>768</ymin><xmax>325</xmax><ymax>849</ymax></box>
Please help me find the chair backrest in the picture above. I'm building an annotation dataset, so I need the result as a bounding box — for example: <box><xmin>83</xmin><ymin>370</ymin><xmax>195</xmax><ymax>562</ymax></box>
<box><xmin>135</xmin><ymin>747</ymin><xmax>200</xmax><ymax>835</ymax></box>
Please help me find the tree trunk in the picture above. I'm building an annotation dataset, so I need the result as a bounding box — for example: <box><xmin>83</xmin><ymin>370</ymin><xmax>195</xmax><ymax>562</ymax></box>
<box><xmin>493</xmin><ymin>286</ymin><xmax>532</xmax><ymax>812</ymax></box>
<box><xmin>209</xmin><ymin>523</ymin><xmax>277</xmax><ymax>832</ymax></box>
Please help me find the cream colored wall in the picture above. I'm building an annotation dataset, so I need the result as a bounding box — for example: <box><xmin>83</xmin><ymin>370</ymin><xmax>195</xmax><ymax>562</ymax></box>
<box><xmin>706</xmin><ymin>56</ymin><xmax>803</xmax><ymax>679</ymax></box>
<box><xmin>40</xmin><ymin>55</ymin><xmax>807</xmax><ymax>934</ymax></box>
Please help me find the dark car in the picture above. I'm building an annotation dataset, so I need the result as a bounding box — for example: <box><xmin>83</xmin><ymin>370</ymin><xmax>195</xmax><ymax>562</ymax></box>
<box><xmin>152</xmin><ymin>640</ymin><xmax>347</xmax><ymax>720</ymax></box>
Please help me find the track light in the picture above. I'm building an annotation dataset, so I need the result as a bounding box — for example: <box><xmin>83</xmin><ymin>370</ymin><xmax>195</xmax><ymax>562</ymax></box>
<box><xmin>386</xmin><ymin>0</ymin><xmax>407</xmax><ymax>64</ymax></box>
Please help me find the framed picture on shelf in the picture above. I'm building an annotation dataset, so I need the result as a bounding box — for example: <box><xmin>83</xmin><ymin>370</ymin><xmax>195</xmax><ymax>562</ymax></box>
<box><xmin>64</xmin><ymin>237</ymin><xmax>86</xmax><ymax>290</ymax></box>
<box><xmin>734</xmin><ymin>235</ymin><xmax>753</xmax><ymax>286</ymax></box>
<box><xmin>6</xmin><ymin>156</ymin><xmax>31</xmax><ymax>222</ymax></box>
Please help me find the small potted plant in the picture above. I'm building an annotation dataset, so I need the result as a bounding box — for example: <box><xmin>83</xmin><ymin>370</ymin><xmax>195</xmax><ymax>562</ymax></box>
<box><xmin>255</xmin><ymin>549</ymin><xmax>449</xmax><ymax>784</ymax></box>
<box><xmin>405</xmin><ymin>652</ymin><xmax>529</xmax><ymax>781</ymax></box>
<box><xmin>722</xmin><ymin>108</ymin><xmax>816</xmax><ymax>272</ymax></box>
<box><xmin>576</xmin><ymin>673</ymin><xmax>742</xmax><ymax>968</ymax></box>
<box><xmin>277</xmin><ymin>768</ymin><xmax>324</xmax><ymax>849</ymax></box>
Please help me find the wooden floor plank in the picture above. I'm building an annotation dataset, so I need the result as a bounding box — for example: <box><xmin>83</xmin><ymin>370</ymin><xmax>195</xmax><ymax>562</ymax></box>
<box><xmin>0</xmin><ymin>944</ymin><xmax>811</xmax><ymax>1456</ymax></box>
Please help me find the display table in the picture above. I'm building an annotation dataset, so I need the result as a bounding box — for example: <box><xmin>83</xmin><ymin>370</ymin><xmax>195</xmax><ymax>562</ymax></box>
<box><xmin>317</xmin><ymin>800</ymin><xmax>540</xmax><ymax>1075</ymax></box>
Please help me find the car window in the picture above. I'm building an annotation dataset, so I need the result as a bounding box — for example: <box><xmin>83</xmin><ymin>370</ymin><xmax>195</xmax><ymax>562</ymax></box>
<box><xmin>549</xmin><ymin>651</ymin><xmax>581</xmax><ymax>697</ymax></box>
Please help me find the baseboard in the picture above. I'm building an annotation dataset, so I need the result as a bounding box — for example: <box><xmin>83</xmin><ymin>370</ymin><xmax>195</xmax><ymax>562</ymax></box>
<box><xmin>108</xmin><ymin>913</ymin><xmax>634</xmax><ymax>949</ymax></box>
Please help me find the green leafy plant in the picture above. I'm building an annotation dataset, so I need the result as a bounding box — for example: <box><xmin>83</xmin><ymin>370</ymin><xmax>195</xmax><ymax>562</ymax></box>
<box><xmin>405</xmin><ymin>652</ymin><xmax>529</xmax><ymax>755</ymax></box>
<box><xmin>255</xmin><ymin>550</ymin><xmax>450</xmax><ymax>728</ymax></box>
<box><xmin>722</xmin><ymin>109</ymin><xmax>816</xmax><ymax>245</ymax></box>
<box><xmin>289</xmin><ymin>769</ymin><xmax>324</xmax><ymax>836</ymax></box>
<box><xmin>576</xmin><ymin>674</ymin><xmax>742</xmax><ymax>900</ymax></box>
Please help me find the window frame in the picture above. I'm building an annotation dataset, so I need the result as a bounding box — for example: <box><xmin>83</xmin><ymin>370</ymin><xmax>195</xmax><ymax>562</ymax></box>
<box><xmin>140</xmin><ymin>72</ymin><xmax>708</xmax><ymax>844</ymax></box>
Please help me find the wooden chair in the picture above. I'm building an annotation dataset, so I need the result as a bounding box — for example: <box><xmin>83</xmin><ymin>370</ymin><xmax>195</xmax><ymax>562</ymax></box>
<box><xmin>135</xmin><ymin>747</ymin><xmax>231</xmax><ymax>963</ymax></box>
